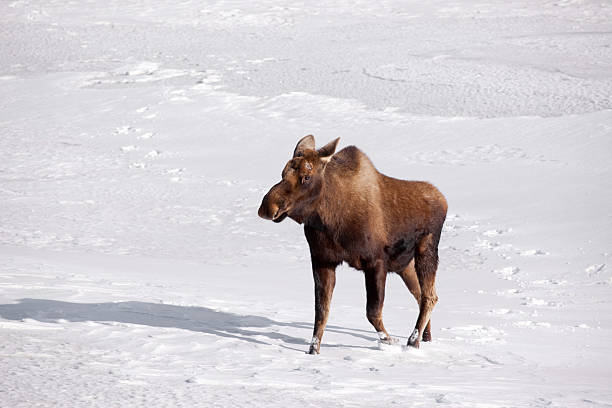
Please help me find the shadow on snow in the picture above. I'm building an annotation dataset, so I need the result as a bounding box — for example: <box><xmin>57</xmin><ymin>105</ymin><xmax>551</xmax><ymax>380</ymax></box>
<box><xmin>0</xmin><ymin>298</ymin><xmax>378</xmax><ymax>352</ymax></box>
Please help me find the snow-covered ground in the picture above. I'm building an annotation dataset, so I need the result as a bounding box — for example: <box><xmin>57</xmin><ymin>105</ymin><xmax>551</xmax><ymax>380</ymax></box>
<box><xmin>1</xmin><ymin>0</ymin><xmax>612</xmax><ymax>406</ymax></box>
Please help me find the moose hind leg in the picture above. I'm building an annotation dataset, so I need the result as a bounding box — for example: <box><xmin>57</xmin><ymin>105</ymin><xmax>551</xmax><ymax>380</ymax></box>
<box><xmin>398</xmin><ymin>259</ymin><xmax>432</xmax><ymax>342</ymax></box>
<box><xmin>408</xmin><ymin>234</ymin><xmax>439</xmax><ymax>348</ymax></box>
<box><xmin>308</xmin><ymin>265</ymin><xmax>337</xmax><ymax>355</ymax></box>
<box><xmin>365</xmin><ymin>260</ymin><xmax>392</xmax><ymax>343</ymax></box>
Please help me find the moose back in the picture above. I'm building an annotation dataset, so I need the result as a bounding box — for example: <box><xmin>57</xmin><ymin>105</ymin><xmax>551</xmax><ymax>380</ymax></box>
<box><xmin>258</xmin><ymin>135</ymin><xmax>447</xmax><ymax>354</ymax></box>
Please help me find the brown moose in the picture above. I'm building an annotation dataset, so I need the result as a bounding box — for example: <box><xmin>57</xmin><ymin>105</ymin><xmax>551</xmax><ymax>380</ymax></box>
<box><xmin>258</xmin><ymin>135</ymin><xmax>447</xmax><ymax>354</ymax></box>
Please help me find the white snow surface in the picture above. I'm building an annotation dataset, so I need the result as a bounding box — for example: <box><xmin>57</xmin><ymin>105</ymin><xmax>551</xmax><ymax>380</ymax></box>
<box><xmin>1</xmin><ymin>1</ymin><xmax>612</xmax><ymax>406</ymax></box>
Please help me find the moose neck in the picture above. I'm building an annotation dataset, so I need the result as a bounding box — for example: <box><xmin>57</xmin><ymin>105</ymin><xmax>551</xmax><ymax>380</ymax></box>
<box><xmin>307</xmin><ymin>151</ymin><xmax>384</xmax><ymax>238</ymax></box>
<box><xmin>305</xmin><ymin>168</ymin><xmax>346</xmax><ymax>232</ymax></box>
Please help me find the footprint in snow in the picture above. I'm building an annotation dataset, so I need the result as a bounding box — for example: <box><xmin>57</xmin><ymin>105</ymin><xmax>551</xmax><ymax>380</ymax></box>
<box><xmin>487</xmin><ymin>308</ymin><xmax>514</xmax><ymax>316</ymax></box>
<box><xmin>532</xmin><ymin>279</ymin><xmax>567</xmax><ymax>286</ymax></box>
<box><xmin>496</xmin><ymin>288</ymin><xmax>522</xmax><ymax>297</ymax></box>
<box><xmin>168</xmin><ymin>89</ymin><xmax>194</xmax><ymax>102</ymax></box>
<box><xmin>520</xmin><ymin>249</ymin><xmax>548</xmax><ymax>256</ymax></box>
<box><xmin>165</xmin><ymin>168</ymin><xmax>184</xmax><ymax>175</ymax></box>
<box><xmin>521</xmin><ymin>297</ymin><xmax>560</xmax><ymax>308</ymax></box>
<box><xmin>441</xmin><ymin>325</ymin><xmax>506</xmax><ymax>345</ymax></box>
<box><xmin>145</xmin><ymin>150</ymin><xmax>161</xmax><ymax>159</ymax></box>
<box><xmin>165</xmin><ymin>168</ymin><xmax>184</xmax><ymax>182</ymax></box>
<box><xmin>137</xmin><ymin>132</ymin><xmax>154</xmax><ymax>140</ymax></box>
<box><xmin>482</xmin><ymin>228</ymin><xmax>512</xmax><ymax>237</ymax></box>
<box><xmin>475</xmin><ymin>239</ymin><xmax>512</xmax><ymax>252</ymax></box>
<box><xmin>514</xmin><ymin>320</ymin><xmax>552</xmax><ymax>329</ymax></box>
<box><xmin>114</xmin><ymin>126</ymin><xmax>134</xmax><ymax>135</ymax></box>
<box><xmin>493</xmin><ymin>266</ymin><xmax>520</xmax><ymax>280</ymax></box>
<box><xmin>585</xmin><ymin>263</ymin><xmax>605</xmax><ymax>276</ymax></box>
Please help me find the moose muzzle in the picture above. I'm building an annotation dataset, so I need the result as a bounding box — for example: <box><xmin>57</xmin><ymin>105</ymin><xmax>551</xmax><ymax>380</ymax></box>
<box><xmin>258</xmin><ymin>183</ymin><xmax>289</xmax><ymax>223</ymax></box>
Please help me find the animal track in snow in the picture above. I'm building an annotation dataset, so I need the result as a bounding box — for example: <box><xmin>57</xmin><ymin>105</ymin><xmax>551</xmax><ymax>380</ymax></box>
<box><xmin>496</xmin><ymin>288</ymin><xmax>523</xmax><ymax>297</ymax></box>
<box><xmin>482</xmin><ymin>228</ymin><xmax>512</xmax><ymax>237</ymax></box>
<box><xmin>114</xmin><ymin>126</ymin><xmax>134</xmax><ymax>135</ymax></box>
<box><xmin>125</xmin><ymin>61</ymin><xmax>159</xmax><ymax>76</ymax></box>
<box><xmin>405</xmin><ymin>144</ymin><xmax>545</xmax><ymax>166</ymax></box>
<box><xmin>475</xmin><ymin>239</ymin><xmax>512</xmax><ymax>252</ymax></box>
<box><xmin>532</xmin><ymin>279</ymin><xmax>567</xmax><ymax>286</ymax></box>
<box><xmin>82</xmin><ymin>62</ymin><xmax>199</xmax><ymax>89</ymax></box>
<box><xmin>145</xmin><ymin>150</ymin><xmax>161</xmax><ymax>159</ymax></box>
<box><xmin>114</xmin><ymin>126</ymin><xmax>148</xmax><ymax>139</ymax></box>
<box><xmin>487</xmin><ymin>308</ymin><xmax>517</xmax><ymax>316</ymax></box>
<box><xmin>476</xmin><ymin>241</ymin><xmax>549</xmax><ymax>258</ymax></box>
<box><xmin>493</xmin><ymin>266</ymin><xmax>520</xmax><ymax>280</ymax></box>
<box><xmin>585</xmin><ymin>263</ymin><xmax>605</xmax><ymax>276</ymax></box>
<box><xmin>168</xmin><ymin>89</ymin><xmax>194</xmax><ymax>103</ymax></box>
<box><xmin>521</xmin><ymin>297</ymin><xmax>560</xmax><ymax>308</ymax></box>
<box><xmin>520</xmin><ymin>249</ymin><xmax>548</xmax><ymax>257</ymax></box>
<box><xmin>514</xmin><ymin>320</ymin><xmax>552</xmax><ymax>329</ymax></box>
<box><xmin>137</xmin><ymin>132</ymin><xmax>154</xmax><ymax>140</ymax></box>
<box><xmin>165</xmin><ymin>168</ymin><xmax>185</xmax><ymax>182</ymax></box>
<box><xmin>441</xmin><ymin>325</ymin><xmax>506</xmax><ymax>345</ymax></box>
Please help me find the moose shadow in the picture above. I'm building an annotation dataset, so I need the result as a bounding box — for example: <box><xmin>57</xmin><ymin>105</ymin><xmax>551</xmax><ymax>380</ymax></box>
<box><xmin>0</xmin><ymin>298</ymin><xmax>377</xmax><ymax>352</ymax></box>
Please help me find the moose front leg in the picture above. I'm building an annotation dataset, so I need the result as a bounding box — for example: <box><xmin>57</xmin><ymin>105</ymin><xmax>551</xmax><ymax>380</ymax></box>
<box><xmin>308</xmin><ymin>264</ymin><xmax>337</xmax><ymax>355</ymax></box>
<box><xmin>364</xmin><ymin>260</ymin><xmax>392</xmax><ymax>343</ymax></box>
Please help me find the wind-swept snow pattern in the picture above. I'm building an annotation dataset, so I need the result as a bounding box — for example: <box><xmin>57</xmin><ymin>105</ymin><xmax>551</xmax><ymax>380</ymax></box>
<box><xmin>1</xmin><ymin>1</ymin><xmax>612</xmax><ymax>407</ymax></box>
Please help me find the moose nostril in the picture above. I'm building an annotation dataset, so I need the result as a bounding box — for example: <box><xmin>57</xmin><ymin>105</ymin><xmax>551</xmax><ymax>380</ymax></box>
<box><xmin>258</xmin><ymin>203</ymin><xmax>269</xmax><ymax>219</ymax></box>
<box><xmin>258</xmin><ymin>201</ymin><xmax>278</xmax><ymax>220</ymax></box>
<box><xmin>258</xmin><ymin>184</ymin><xmax>284</xmax><ymax>220</ymax></box>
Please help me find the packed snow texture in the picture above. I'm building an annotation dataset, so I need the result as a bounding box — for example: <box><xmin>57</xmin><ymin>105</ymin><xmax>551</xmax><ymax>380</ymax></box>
<box><xmin>1</xmin><ymin>0</ymin><xmax>612</xmax><ymax>407</ymax></box>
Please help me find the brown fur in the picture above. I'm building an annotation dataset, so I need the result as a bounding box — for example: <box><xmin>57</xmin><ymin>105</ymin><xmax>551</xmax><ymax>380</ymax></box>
<box><xmin>258</xmin><ymin>135</ymin><xmax>447</xmax><ymax>354</ymax></box>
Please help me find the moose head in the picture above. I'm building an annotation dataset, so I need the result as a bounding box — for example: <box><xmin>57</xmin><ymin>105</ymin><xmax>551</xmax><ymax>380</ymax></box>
<box><xmin>258</xmin><ymin>135</ymin><xmax>340</xmax><ymax>224</ymax></box>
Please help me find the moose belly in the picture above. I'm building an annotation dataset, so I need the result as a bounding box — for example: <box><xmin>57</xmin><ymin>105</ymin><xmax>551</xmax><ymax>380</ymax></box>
<box><xmin>384</xmin><ymin>237</ymin><xmax>416</xmax><ymax>272</ymax></box>
<box><xmin>305</xmin><ymin>225</ymin><xmax>415</xmax><ymax>272</ymax></box>
<box><xmin>342</xmin><ymin>236</ymin><xmax>416</xmax><ymax>272</ymax></box>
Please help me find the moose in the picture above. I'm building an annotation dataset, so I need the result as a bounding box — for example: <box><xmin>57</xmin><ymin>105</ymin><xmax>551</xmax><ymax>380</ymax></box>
<box><xmin>258</xmin><ymin>135</ymin><xmax>447</xmax><ymax>354</ymax></box>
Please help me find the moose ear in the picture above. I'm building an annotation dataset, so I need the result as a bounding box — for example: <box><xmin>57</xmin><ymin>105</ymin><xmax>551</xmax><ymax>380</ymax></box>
<box><xmin>293</xmin><ymin>134</ymin><xmax>315</xmax><ymax>157</ymax></box>
<box><xmin>317</xmin><ymin>137</ymin><xmax>340</xmax><ymax>162</ymax></box>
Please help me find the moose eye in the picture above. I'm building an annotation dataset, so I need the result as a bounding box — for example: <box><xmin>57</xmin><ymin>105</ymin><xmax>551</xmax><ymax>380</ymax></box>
<box><xmin>303</xmin><ymin>175</ymin><xmax>311</xmax><ymax>184</ymax></box>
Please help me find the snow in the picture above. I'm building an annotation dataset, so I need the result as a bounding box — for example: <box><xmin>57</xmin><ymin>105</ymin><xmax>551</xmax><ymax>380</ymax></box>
<box><xmin>1</xmin><ymin>0</ymin><xmax>611</xmax><ymax>406</ymax></box>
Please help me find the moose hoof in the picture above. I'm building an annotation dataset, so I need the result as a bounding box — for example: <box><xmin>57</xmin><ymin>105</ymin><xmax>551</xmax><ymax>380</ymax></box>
<box><xmin>306</xmin><ymin>346</ymin><xmax>319</xmax><ymax>355</ymax></box>
<box><xmin>377</xmin><ymin>331</ymin><xmax>398</xmax><ymax>345</ymax></box>
<box><xmin>379</xmin><ymin>337</ymin><xmax>399</xmax><ymax>346</ymax></box>
<box><xmin>407</xmin><ymin>328</ymin><xmax>420</xmax><ymax>348</ymax></box>
<box><xmin>422</xmin><ymin>330</ymin><xmax>432</xmax><ymax>342</ymax></box>
<box><xmin>307</xmin><ymin>337</ymin><xmax>320</xmax><ymax>355</ymax></box>
<box><xmin>407</xmin><ymin>339</ymin><xmax>420</xmax><ymax>349</ymax></box>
